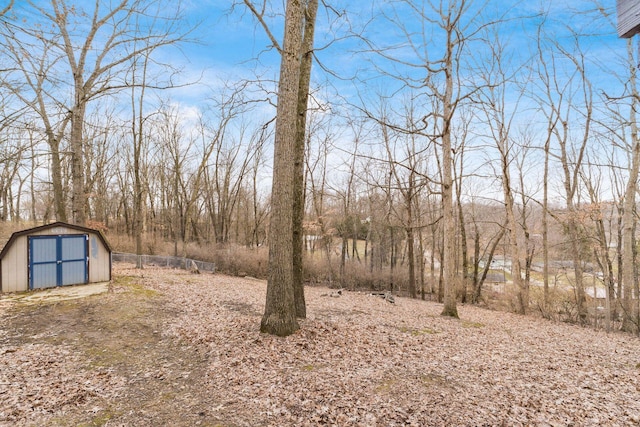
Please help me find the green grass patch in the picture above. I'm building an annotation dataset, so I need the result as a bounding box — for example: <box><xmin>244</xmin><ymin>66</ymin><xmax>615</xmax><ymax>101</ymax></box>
<box><xmin>461</xmin><ymin>320</ymin><xmax>485</xmax><ymax>328</ymax></box>
<box><xmin>397</xmin><ymin>326</ymin><xmax>439</xmax><ymax>335</ymax></box>
<box><xmin>83</xmin><ymin>408</ymin><xmax>123</xmax><ymax>426</ymax></box>
<box><xmin>112</xmin><ymin>275</ymin><xmax>158</xmax><ymax>297</ymax></box>
<box><xmin>375</xmin><ymin>378</ymin><xmax>397</xmax><ymax>394</ymax></box>
<box><xmin>420</xmin><ymin>372</ymin><xmax>449</xmax><ymax>387</ymax></box>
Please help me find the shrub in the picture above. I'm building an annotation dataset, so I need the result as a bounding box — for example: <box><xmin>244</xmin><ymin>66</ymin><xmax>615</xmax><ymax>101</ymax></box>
<box><xmin>210</xmin><ymin>244</ymin><xmax>269</xmax><ymax>279</ymax></box>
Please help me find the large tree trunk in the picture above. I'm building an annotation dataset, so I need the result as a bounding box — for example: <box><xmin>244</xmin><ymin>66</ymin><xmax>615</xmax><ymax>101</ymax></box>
<box><xmin>292</xmin><ymin>0</ymin><xmax>318</xmax><ymax>319</ymax></box>
<box><xmin>261</xmin><ymin>0</ymin><xmax>305</xmax><ymax>336</ymax></box>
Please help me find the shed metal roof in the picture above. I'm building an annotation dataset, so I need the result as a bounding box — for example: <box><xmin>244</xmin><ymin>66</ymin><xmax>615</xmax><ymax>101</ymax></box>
<box><xmin>0</xmin><ymin>221</ymin><xmax>112</xmax><ymax>260</ymax></box>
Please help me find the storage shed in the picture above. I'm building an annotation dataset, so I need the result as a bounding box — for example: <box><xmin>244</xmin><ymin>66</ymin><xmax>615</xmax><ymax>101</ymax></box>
<box><xmin>0</xmin><ymin>222</ymin><xmax>112</xmax><ymax>293</ymax></box>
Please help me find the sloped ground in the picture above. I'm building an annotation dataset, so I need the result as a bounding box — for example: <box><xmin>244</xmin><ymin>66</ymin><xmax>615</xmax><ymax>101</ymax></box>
<box><xmin>1</xmin><ymin>264</ymin><xmax>640</xmax><ymax>426</ymax></box>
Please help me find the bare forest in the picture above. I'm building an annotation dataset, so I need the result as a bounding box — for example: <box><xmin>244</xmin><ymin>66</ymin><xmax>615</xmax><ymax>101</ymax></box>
<box><xmin>2</xmin><ymin>1</ymin><xmax>640</xmax><ymax>332</ymax></box>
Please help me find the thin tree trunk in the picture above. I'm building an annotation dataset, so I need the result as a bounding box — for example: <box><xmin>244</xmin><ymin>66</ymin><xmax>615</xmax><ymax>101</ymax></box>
<box><xmin>49</xmin><ymin>138</ymin><xmax>67</xmax><ymax>222</ymax></box>
<box><xmin>131</xmin><ymin>55</ymin><xmax>149</xmax><ymax>269</ymax></box>
<box><xmin>70</xmin><ymin>91</ymin><xmax>87</xmax><ymax>224</ymax></box>
<box><xmin>622</xmin><ymin>37</ymin><xmax>640</xmax><ymax>332</ymax></box>
<box><xmin>543</xmin><ymin>132</ymin><xmax>550</xmax><ymax>313</ymax></box>
<box><xmin>441</xmin><ymin>50</ymin><xmax>458</xmax><ymax>318</ymax></box>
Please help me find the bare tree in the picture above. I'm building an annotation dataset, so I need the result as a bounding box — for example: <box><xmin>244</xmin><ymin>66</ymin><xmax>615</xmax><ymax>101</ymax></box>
<box><xmin>244</xmin><ymin>126</ymin><xmax>271</xmax><ymax>248</ymax></box>
<box><xmin>358</xmin><ymin>0</ymin><xmax>507</xmax><ymax>317</ymax></box>
<box><xmin>594</xmin><ymin>32</ymin><xmax>640</xmax><ymax>331</ymax></box>
<box><xmin>0</xmin><ymin>1</ymin><xmax>13</xmax><ymax>17</ymax></box>
<box><xmin>306</xmin><ymin>116</ymin><xmax>336</xmax><ymax>283</ymax></box>
<box><xmin>202</xmin><ymin>98</ymin><xmax>261</xmax><ymax>245</ymax></box>
<box><xmin>334</xmin><ymin>120</ymin><xmax>363</xmax><ymax>288</ymax></box>
<box><xmin>618</xmin><ymin>37</ymin><xmax>640</xmax><ymax>332</ymax></box>
<box><xmin>580</xmin><ymin>151</ymin><xmax>616</xmax><ymax>331</ymax></box>
<box><xmin>241</xmin><ymin>0</ymin><xmax>319</xmax><ymax>322</ymax></box>
<box><xmin>378</xmin><ymin>98</ymin><xmax>433</xmax><ymax>298</ymax></box>
<box><xmin>531</xmin><ymin>25</ymin><xmax>593</xmax><ymax>321</ymax></box>
<box><xmin>1</xmin><ymin>0</ymin><xmax>189</xmax><ymax>225</ymax></box>
<box><xmin>474</xmin><ymin>28</ymin><xmax>530</xmax><ymax>313</ymax></box>
<box><xmin>128</xmin><ymin>44</ymin><xmax>152</xmax><ymax>268</ymax></box>
<box><xmin>0</xmin><ymin>125</ymin><xmax>29</xmax><ymax>221</ymax></box>
<box><xmin>1</xmin><ymin>27</ymin><xmax>70</xmax><ymax>221</ymax></box>
<box><xmin>82</xmin><ymin>105</ymin><xmax>118</xmax><ymax>225</ymax></box>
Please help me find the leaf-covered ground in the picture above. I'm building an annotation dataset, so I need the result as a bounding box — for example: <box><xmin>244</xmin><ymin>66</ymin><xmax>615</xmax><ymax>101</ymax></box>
<box><xmin>1</xmin><ymin>264</ymin><xmax>640</xmax><ymax>426</ymax></box>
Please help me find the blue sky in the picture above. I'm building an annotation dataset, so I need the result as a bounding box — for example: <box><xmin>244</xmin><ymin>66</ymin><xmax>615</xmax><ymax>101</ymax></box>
<box><xmin>1</xmin><ymin>0</ymin><xmax>627</xmax><ymax>117</ymax></box>
<box><xmin>1</xmin><ymin>0</ymin><xmax>633</xmax><ymax>203</ymax></box>
<box><xmin>162</xmin><ymin>0</ymin><xmax>632</xmax><ymax>202</ymax></box>
<box><xmin>162</xmin><ymin>1</ymin><xmax>625</xmax><ymax>116</ymax></box>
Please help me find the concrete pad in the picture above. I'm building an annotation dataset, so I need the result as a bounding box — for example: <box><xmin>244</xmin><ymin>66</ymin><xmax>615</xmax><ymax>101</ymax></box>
<box><xmin>0</xmin><ymin>282</ymin><xmax>109</xmax><ymax>306</ymax></box>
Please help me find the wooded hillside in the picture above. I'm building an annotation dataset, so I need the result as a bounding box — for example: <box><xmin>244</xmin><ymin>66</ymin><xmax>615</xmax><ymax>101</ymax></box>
<box><xmin>1</xmin><ymin>1</ymin><xmax>639</xmax><ymax>329</ymax></box>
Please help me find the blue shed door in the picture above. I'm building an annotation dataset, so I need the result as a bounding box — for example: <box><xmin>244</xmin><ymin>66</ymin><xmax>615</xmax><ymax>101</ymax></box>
<box><xmin>29</xmin><ymin>235</ymin><xmax>88</xmax><ymax>290</ymax></box>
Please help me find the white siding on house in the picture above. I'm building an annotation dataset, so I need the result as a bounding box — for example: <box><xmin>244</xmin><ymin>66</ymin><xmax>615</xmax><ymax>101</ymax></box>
<box><xmin>618</xmin><ymin>0</ymin><xmax>640</xmax><ymax>38</ymax></box>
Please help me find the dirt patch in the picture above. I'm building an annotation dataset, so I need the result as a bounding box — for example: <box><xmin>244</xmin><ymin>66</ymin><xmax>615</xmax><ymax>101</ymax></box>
<box><xmin>0</xmin><ymin>272</ymin><xmax>220</xmax><ymax>427</ymax></box>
